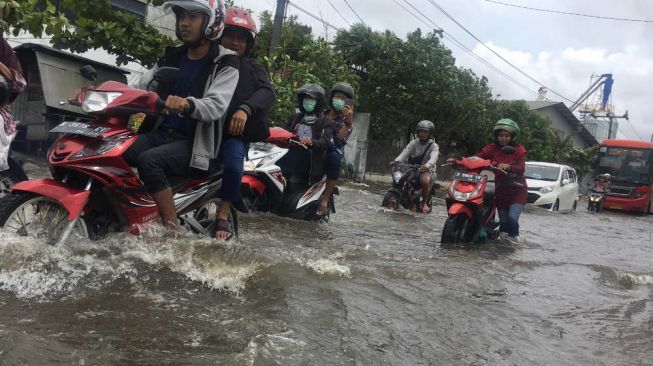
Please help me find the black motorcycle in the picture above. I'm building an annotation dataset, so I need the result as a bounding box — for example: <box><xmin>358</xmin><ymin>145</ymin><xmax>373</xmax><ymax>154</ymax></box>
<box><xmin>381</xmin><ymin>163</ymin><xmax>436</xmax><ymax>212</ymax></box>
<box><xmin>587</xmin><ymin>188</ymin><xmax>606</xmax><ymax>212</ymax></box>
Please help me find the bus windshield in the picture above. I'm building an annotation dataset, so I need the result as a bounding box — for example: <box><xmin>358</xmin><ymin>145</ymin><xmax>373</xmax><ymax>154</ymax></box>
<box><xmin>597</xmin><ymin>147</ymin><xmax>653</xmax><ymax>185</ymax></box>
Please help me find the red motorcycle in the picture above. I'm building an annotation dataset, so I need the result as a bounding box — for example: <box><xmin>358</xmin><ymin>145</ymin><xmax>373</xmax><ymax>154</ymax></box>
<box><xmin>0</xmin><ymin>66</ymin><xmax>234</xmax><ymax>245</ymax></box>
<box><xmin>440</xmin><ymin>156</ymin><xmax>506</xmax><ymax>244</ymax></box>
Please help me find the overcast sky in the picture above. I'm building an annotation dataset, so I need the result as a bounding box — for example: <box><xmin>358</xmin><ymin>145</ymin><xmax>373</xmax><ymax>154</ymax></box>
<box><xmin>251</xmin><ymin>0</ymin><xmax>653</xmax><ymax>140</ymax></box>
<box><xmin>7</xmin><ymin>0</ymin><xmax>651</xmax><ymax>140</ymax></box>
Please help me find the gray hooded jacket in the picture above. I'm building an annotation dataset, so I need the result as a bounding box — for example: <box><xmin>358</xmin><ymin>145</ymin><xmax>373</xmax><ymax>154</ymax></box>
<box><xmin>133</xmin><ymin>44</ymin><xmax>239</xmax><ymax>171</ymax></box>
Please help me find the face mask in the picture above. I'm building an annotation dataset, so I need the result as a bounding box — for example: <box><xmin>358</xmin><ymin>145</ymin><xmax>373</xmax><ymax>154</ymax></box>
<box><xmin>303</xmin><ymin>98</ymin><xmax>317</xmax><ymax>113</ymax></box>
<box><xmin>331</xmin><ymin>98</ymin><xmax>345</xmax><ymax>111</ymax></box>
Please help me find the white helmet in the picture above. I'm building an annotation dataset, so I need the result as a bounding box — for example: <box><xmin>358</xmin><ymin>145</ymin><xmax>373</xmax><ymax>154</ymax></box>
<box><xmin>164</xmin><ymin>0</ymin><xmax>226</xmax><ymax>40</ymax></box>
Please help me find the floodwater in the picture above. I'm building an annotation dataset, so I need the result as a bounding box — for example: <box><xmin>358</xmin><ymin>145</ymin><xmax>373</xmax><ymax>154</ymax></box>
<box><xmin>0</xmin><ymin>176</ymin><xmax>651</xmax><ymax>365</ymax></box>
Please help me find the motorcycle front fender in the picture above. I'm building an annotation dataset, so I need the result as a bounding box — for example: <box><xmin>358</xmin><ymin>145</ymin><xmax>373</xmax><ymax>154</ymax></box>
<box><xmin>10</xmin><ymin>179</ymin><xmax>90</xmax><ymax>220</ymax></box>
<box><xmin>448</xmin><ymin>202</ymin><xmax>474</xmax><ymax>219</ymax></box>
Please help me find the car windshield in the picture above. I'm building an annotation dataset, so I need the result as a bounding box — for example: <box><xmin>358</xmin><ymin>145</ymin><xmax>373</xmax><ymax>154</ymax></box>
<box><xmin>597</xmin><ymin>147</ymin><xmax>653</xmax><ymax>185</ymax></box>
<box><xmin>525</xmin><ymin>164</ymin><xmax>560</xmax><ymax>181</ymax></box>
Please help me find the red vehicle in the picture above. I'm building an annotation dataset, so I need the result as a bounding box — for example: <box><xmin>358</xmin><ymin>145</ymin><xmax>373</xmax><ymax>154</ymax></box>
<box><xmin>0</xmin><ymin>66</ymin><xmax>231</xmax><ymax>245</ymax></box>
<box><xmin>596</xmin><ymin>139</ymin><xmax>653</xmax><ymax>213</ymax></box>
<box><xmin>441</xmin><ymin>156</ymin><xmax>506</xmax><ymax>244</ymax></box>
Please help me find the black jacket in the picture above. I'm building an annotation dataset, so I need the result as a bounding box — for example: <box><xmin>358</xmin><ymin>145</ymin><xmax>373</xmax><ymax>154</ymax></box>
<box><xmin>285</xmin><ymin>112</ymin><xmax>335</xmax><ymax>182</ymax></box>
<box><xmin>225</xmin><ymin>58</ymin><xmax>275</xmax><ymax>142</ymax></box>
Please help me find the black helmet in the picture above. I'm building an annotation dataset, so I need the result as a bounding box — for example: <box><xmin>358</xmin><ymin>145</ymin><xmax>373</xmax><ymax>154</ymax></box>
<box><xmin>297</xmin><ymin>83</ymin><xmax>326</xmax><ymax>114</ymax></box>
<box><xmin>416</xmin><ymin>120</ymin><xmax>435</xmax><ymax>136</ymax></box>
<box><xmin>330</xmin><ymin>82</ymin><xmax>354</xmax><ymax>99</ymax></box>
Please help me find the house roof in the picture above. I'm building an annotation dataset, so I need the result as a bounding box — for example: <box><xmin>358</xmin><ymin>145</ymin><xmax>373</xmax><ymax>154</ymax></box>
<box><xmin>526</xmin><ymin>101</ymin><xmax>598</xmax><ymax>147</ymax></box>
<box><xmin>14</xmin><ymin>43</ymin><xmax>129</xmax><ymax>75</ymax></box>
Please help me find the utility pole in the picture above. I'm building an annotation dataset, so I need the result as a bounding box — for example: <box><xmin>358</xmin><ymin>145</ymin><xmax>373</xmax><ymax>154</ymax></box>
<box><xmin>270</xmin><ymin>0</ymin><xmax>288</xmax><ymax>54</ymax></box>
<box><xmin>606</xmin><ymin>111</ymin><xmax>628</xmax><ymax>140</ymax></box>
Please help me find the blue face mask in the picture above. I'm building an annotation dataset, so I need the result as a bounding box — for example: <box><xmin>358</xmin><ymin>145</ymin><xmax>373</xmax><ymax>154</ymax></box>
<box><xmin>303</xmin><ymin>98</ymin><xmax>317</xmax><ymax>113</ymax></box>
<box><xmin>331</xmin><ymin>98</ymin><xmax>345</xmax><ymax>112</ymax></box>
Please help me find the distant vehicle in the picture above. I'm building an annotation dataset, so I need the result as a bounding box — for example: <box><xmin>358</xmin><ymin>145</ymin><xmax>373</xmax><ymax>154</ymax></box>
<box><xmin>525</xmin><ymin>162</ymin><xmax>579</xmax><ymax>212</ymax></box>
<box><xmin>596</xmin><ymin>139</ymin><xmax>653</xmax><ymax>213</ymax></box>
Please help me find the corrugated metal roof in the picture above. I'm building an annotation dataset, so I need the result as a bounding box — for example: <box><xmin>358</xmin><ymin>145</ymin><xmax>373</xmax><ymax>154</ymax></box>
<box><xmin>14</xmin><ymin>43</ymin><xmax>129</xmax><ymax>74</ymax></box>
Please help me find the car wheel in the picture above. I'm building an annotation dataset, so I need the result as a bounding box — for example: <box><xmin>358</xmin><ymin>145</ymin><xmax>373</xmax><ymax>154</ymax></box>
<box><xmin>552</xmin><ymin>199</ymin><xmax>560</xmax><ymax>212</ymax></box>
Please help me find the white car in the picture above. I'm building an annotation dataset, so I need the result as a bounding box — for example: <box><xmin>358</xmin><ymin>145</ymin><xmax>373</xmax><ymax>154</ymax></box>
<box><xmin>525</xmin><ymin>162</ymin><xmax>579</xmax><ymax>212</ymax></box>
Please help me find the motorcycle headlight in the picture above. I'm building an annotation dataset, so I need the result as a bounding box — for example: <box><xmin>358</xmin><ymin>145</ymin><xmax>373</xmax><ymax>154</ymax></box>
<box><xmin>392</xmin><ymin>171</ymin><xmax>403</xmax><ymax>183</ymax></box>
<box><xmin>452</xmin><ymin>185</ymin><xmax>483</xmax><ymax>202</ymax></box>
<box><xmin>539</xmin><ymin>186</ymin><xmax>553</xmax><ymax>194</ymax></box>
<box><xmin>82</xmin><ymin>91</ymin><xmax>123</xmax><ymax>113</ymax></box>
<box><xmin>69</xmin><ymin>135</ymin><xmax>129</xmax><ymax>160</ymax></box>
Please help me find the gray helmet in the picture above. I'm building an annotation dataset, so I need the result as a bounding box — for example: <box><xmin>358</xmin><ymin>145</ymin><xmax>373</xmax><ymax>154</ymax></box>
<box><xmin>416</xmin><ymin>120</ymin><xmax>435</xmax><ymax>135</ymax></box>
<box><xmin>330</xmin><ymin>82</ymin><xmax>354</xmax><ymax>99</ymax></box>
<box><xmin>297</xmin><ymin>83</ymin><xmax>326</xmax><ymax>113</ymax></box>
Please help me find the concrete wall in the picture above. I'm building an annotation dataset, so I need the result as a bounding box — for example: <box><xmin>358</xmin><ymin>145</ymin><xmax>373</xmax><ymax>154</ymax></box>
<box><xmin>532</xmin><ymin>107</ymin><xmax>590</xmax><ymax>148</ymax></box>
<box><xmin>343</xmin><ymin>113</ymin><xmax>370</xmax><ymax>181</ymax></box>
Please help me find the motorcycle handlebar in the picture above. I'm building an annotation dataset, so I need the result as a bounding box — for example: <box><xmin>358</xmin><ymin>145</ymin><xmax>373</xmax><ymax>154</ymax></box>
<box><xmin>289</xmin><ymin>139</ymin><xmax>308</xmax><ymax>150</ymax></box>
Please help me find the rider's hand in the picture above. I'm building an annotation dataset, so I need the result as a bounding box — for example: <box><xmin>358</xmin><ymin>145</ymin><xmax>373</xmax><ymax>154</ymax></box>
<box><xmin>164</xmin><ymin>95</ymin><xmax>189</xmax><ymax>114</ymax></box>
<box><xmin>342</xmin><ymin>105</ymin><xmax>354</xmax><ymax>122</ymax></box>
<box><xmin>67</xmin><ymin>89</ymin><xmax>82</xmax><ymax>104</ymax></box>
<box><xmin>389</xmin><ymin>161</ymin><xmax>396</xmax><ymax>167</ymax></box>
<box><xmin>228</xmin><ymin>109</ymin><xmax>248</xmax><ymax>136</ymax></box>
<box><xmin>446</xmin><ymin>158</ymin><xmax>455</xmax><ymax>164</ymax></box>
<box><xmin>498</xmin><ymin>163</ymin><xmax>511</xmax><ymax>171</ymax></box>
<box><xmin>301</xmin><ymin>137</ymin><xmax>313</xmax><ymax>146</ymax></box>
<box><xmin>419</xmin><ymin>165</ymin><xmax>429</xmax><ymax>173</ymax></box>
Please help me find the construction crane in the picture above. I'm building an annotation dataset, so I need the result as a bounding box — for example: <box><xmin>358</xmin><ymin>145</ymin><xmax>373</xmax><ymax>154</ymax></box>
<box><xmin>570</xmin><ymin>73</ymin><xmax>613</xmax><ymax>113</ymax></box>
<box><xmin>571</xmin><ymin>74</ymin><xmax>628</xmax><ymax>141</ymax></box>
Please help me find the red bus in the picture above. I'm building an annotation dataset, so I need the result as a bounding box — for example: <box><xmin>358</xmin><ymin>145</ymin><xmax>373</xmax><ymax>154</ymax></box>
<box><xmin>597</xmin><ymin>139</ymin><xmax>653</xmax><ymax>213</ymax></box>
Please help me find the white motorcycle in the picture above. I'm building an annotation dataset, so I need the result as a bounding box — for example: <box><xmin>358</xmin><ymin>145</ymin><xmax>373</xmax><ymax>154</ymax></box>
<box><xmin>237</xmin><ymin>127</ymin><xmax>337</xmax><ymax>221</ymax></box>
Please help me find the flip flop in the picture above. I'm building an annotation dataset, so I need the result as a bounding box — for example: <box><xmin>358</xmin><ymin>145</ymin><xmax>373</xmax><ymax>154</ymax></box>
<box><xmin>214</xmin><ymin>218</ymin><xmax>234</xmax><ymax>241</ymax></box>
<box><xmin>315</xmin><ymin>203</ymin><xmax>329</xmax><ymax>218</ymax></box>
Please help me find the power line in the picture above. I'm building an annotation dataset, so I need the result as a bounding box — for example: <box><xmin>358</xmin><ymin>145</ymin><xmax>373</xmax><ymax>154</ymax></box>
<box><xmin>287</xmin><ymin>1</ymin><xmax>341</xmax><ymax>31</ymax></box>
<box><xmin>483</xmin><ymin>0</ymin><xmax>653</xmax><ymax>23</ymax></box>
<box><xmin>425</xmin><ymin>0</ymin><xmax>575</xmax><ymax>103</ymax></box>
<box><xmin>623</xmin><ymin>118</ymin><xmax>643</xmax><ymax>140</ymax></box>
<box><xmin>342</xmin><ymin>0</ymin><xmax>368</xmax><ymax>27</ymax></box>
<box><xmin>327</xmin><ymin>0</ymin><xmax>352</xmax><ymax>27</ymax></box>
<box><xmin>396</xmin><ymin>0</ymin><xmax>538</xmax><ymax>96</ymax></box>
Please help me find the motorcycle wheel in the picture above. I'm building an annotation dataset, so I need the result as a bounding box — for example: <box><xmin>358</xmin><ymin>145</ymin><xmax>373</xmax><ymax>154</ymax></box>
<box><xmin>381</xmin><ymin>191</ymin><xmax>399</xmax><ymax>210</ymax></box>
<box><xmin>441</xmin><ymin>213</ymin><xmax>471</xmax><ymax>244</ymax></box>
<box><xmin>0</xmin><ymin>192</ymin><xmax>91</xmax><ymax>245</ymax></box>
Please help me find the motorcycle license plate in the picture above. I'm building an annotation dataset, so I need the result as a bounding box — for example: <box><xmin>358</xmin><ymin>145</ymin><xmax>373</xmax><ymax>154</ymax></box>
<box><xmin>50</xmin><ymin>121</ymin><xmax>111</xmax><ymax>138</ymax></box>
<box><xmin>454</xmin><ymin>172</ymin><xmax>483</xmax><ymax>183</ymax></box>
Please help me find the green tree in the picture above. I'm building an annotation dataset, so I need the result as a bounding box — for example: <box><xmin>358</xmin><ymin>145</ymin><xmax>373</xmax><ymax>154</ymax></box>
<box><xmin>1</xmin><ymin>0</ymin><xmax>172</xmax><ymax>66</ymax></box>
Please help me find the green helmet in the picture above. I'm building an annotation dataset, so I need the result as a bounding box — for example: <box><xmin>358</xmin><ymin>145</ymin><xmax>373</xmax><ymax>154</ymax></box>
<box><xmin>493</xmin><ymin>118</ymin><xmax>520</xmax><ymax>138</ymax></box>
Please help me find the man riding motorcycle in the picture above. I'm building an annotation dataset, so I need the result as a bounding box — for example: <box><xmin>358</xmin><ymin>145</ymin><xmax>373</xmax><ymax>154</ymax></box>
<box><xmin>124</xmin><ymin>0</ymin><xmax>239</xmax><ymax>230</ymax></box>
<box><xmin>280</xmin><ymin>84</ymin><xmax>335</xmax><ymax>188</ymax></box>
<box><xmin>391</xmin><ymin>120</ymin><xmax>439</xmax><ymax>213</ymax></box>
<box><xmin>213</xmin><ymin>6</ymin><xmax>275</xmax><ymax>240</ymax></box>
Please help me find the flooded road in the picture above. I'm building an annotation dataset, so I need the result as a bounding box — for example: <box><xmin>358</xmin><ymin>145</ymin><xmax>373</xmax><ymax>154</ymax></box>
<box><xmin>0</xmin><ymin>181</ymin><xmax>651</xmax><ymax>365</ymax></box>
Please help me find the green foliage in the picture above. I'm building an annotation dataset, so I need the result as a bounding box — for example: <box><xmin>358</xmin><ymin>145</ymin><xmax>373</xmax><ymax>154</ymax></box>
<box><xmin>1</xmin><ymin>0</ymin><xmax>172</xmax><ymax>67</ymax></box>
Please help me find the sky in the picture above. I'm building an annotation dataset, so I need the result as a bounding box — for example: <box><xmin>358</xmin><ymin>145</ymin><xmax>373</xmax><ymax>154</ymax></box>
<box><xmin>7</xmin><ymin>0</ymin><xmax>652</xmax><ymax>140</ymax></box>
<box><xmin>251</xmin><ymin>0</ymin><xmax>653</xmax><ymax>141</ymax></box>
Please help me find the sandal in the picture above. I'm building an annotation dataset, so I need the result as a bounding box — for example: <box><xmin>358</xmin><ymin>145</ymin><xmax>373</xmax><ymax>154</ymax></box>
<box><xmin>214</xmin><ymin>218</ymin><xmax>234</xmax><ymax>241</ymax></box>
<box><xmin>315</xmin><ymin>203</ymin><xmax>329</xmax><ymax>218</ymax></box>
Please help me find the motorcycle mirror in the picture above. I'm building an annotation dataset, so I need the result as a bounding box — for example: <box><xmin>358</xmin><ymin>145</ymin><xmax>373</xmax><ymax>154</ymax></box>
<box><xmin>500</xmin><ymin>145</ymin><xmax>516</xmax><ymax>154</ymax></box>
<box><xmin>80</xmin><ymin>65</ymin><xmax>98</xmax><ymax>82</ymax></box>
